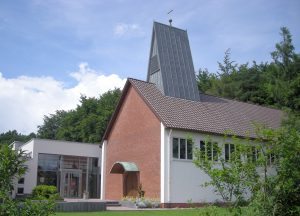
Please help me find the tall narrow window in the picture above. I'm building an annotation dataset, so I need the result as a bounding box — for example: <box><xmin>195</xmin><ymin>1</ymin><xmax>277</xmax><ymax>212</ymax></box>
<box><xmin>268</xmin><ymin>153</ymin><xmax>275</xmax><ymax>165</ymax></box>
<box><xmin>173</xmin><ymin>138</ymin><xmax>179</xmax><ymax>159</ymax></box>
<box><xmin>225</xmin><ymin>144</ymin><xmax>230</xmax><ymax>161</ymax></box>
<box><xmin>213</xmin><ymin>142</ymin><xmax>218</xmax><ymax>161</ymax></box>
<box><xmin>225</xmin><ymin>144</ymin><xmax>235</xmax><ymax>161</ymax></box>
<box><xmin>230</xmin><ymin>144</ymin><xmax>235</xmax><ymax>155</ymax></box>
<box><xmin>207</xmin><ymin>142</ymin><xmax>212</xmax><ymax>160</ymax></box>
<box><xmin>180</xmin><ymin>138</ymin><xmax>186</xmax><ymax>159</ymax></box>
<box><xmin>187</xmin><ymin>139</ymin><xmax>193</xmax><ymax>160</ymax></box>
<box><xmin>252</xmin><ymin>146</ymin><xmax>257</xmax><ymax>162</ymax></box>
<box><xmin>200</xmin><ymin>140</ymin><xmax>206</xmax><ymax>160</ymax></box>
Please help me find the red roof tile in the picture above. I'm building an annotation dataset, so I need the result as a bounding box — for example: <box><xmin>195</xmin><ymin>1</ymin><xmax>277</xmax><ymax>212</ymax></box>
<box><xmin>129</xmin><ymin>78</ymin><xmax>283</xmax><ymax>138</ymax></box>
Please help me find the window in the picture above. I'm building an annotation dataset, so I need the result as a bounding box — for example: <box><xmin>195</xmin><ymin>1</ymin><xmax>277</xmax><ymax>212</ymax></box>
<box><xmin>207</xmin><ymin>142</ymin><xmax>212</xmax><ymax>160</ymax></box>
<box><xmin>187</xmin><ymin>139</ymin><xmax>193</xmax><ymax>160</ymax></box>
<box><xmin>245</xmin><ymin>146</ymin><xmax>260</xmax><ymax>162</ymax></box>
<box><xmin>200</xmin><ymin>140</ymin><xmax>206</xmax><ymax>160</ymax></box>
<box><xmin>213</xmin><ymin>142</ymin><xmax>218</xmax><ymax>161</ymax></box>
<box><xmin>200</xmin><ymin>140</ymin><xmax>218</xmax><ymax>161</ymax></box>
<box><xmin>268</xmin><ymin>153</ymin><xmax>276</xmax><ymax>166</ymax></box>
<box><xmin>173</xmin><ymin>138</ymin><xmax>179</xmax><ymax>158</ymax></box>
<box><xmin>17</xmin><ymin>187</ymin><xmax>24</xmax><ymax>194</ymax></box>
<box><xmin>180</xmin><ymin>139</ymin><xmax>186</xmax><ymax>159</ymax></box>
<box><xmin>18</xmin><ymin>178</ymin><xmax>25</xmax><ymax>184</ymax></box>
<box><xmin>173</xmin><ymin>137</ymin><xmax>193</xmax><ymax>160</ymax></box>
<box><xmin>225</xmin><ymin>143</ymin><xmax>235</xmax><ymax>161</ymax></box>
<box><xmin>252</xmin><ymin>146</ymin><xmax>259</xmax><ymax>162</ymax></box>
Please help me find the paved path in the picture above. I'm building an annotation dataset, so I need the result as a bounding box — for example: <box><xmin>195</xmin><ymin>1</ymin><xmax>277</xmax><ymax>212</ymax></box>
<box><xmin>107</xmin><ymin>206</ymin><xmax>190</xmax><ymax>211</ymax></box>
<box><xmin>107</xmin><ymin>206</ymin><xmax>139</xmax><ymax>211</ymax></box>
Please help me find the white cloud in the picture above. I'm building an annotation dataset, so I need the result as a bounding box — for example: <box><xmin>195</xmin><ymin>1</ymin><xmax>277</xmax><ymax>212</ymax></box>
<box><xmin>0</xmin><ymin>63</ymin><xmax>126</xmax><ymax>134</ymax></box>
<box><xmin>113</xmin><ymin>23</ymin><xmax>143</xmax><ymax>38</ymax></box>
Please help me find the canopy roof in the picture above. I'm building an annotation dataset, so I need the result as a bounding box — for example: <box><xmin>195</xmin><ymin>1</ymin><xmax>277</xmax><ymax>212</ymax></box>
<box><xmin>110</xmin><ymin>162</ymin><xmax>139</xmax><ymax>174</ymax></box>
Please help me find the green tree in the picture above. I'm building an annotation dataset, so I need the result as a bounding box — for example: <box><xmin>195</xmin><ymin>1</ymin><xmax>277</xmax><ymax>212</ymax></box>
<box><xmin>37</xmin><ymin>88</ymin><xmax>122</xmax><ymax>143</ymax></box>
<box><xmin>200</xmin><ymin>49</ymin><xmax>241</xmax><ymax>99</ymax></box>
<box><xmin>196</xmin><ymin>27</ymin><xmax>300</xmax><ymax>112</ymax></box>
<box><xmin>234</xmin><ymin>62</ymin><xmax>268</xmax><ymax>105</ymax></box>
<box><xmin>251</xmin><ymin>127</ymin><xmax>300</xmax><ymax>216</ymax></box>
<box><xmin>193</xmin><ymin>126</ymin><xmax>300</xmax><ymax>215</ymax></box>
<box><xmin>271</xmin><ymin>27</ymin><xmax>297</xmax><ymax>81</ymax></box>
<box><xmin>193</xmin><ymin>134</ymin><xmax>258</xmax><ymax>207</ymax></box>
<box><xmin>37</xmin><ymin>110</ymin><xmax>68</xmax><ymax>139</ymax></box>
<box><xmin>0</xmin><ymin>145</ymin><xmax>27</xmax><ymax>198</ymax></box>
<box><xmin>0</xmin><ymin>145</ymin><xmax>55</xmax><ymax>216</ymax></box>
<box><xmin>196</xmin><ymin>68</ymin><xmax>213</xmax><ymax>93</ymax></box>
<box><xmin>0</xmin><ymin>130</ymin><xmax>36</xmax><ymax>146</ymax></box>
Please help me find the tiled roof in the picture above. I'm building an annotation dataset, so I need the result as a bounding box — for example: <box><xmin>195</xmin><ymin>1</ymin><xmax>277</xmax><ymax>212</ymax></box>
<box><xmin>129</xmin><ymin>78</ymin><xmax>283</xmax><ymax>138</ymax></box>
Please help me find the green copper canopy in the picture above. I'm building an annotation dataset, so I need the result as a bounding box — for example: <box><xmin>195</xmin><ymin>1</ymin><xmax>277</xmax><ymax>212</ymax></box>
<box><xmin>110</xmin><ymin>162</ymin><xmax>139</xmax><ymax>174</ymax></box>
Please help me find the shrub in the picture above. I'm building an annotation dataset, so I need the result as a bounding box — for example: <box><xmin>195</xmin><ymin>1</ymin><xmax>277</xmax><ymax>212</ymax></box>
<box><xmin>135</xmin><ymin>197</ymin><xmax>160</xmax><ymax>208</ymax></box>
<box><xmin>32</xmin><ymin>185</ymin><xmax>60</xmax><ymax>200</ymax></box>
<box><xmin>21</xmin><ymin>199</ymin><xmax>55</xmax><ymax>216</ymax></box>
<box><xmin>121</xmin><ymin>196</ymin><xmax>136</xmax><ymax>202</ymax></box>
<box><xmin>0</xmin><ymin>145</ymin><xmax>55</xmax><ymax>215</ymax></box>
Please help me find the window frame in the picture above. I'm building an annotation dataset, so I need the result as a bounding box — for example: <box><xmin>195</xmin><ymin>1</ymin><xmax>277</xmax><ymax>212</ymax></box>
<box><xmin>225</xmin><ymin>143</ymin><xmax>235</xmax><ymax>162</ymax></box>
<box><xmin>18</xmin><ymin>177</ymin><xmax>25</xmax><ymax>184</ymax></box>
<box><xmin>17</xmin><ymin>187</ymin><xmax>24</xmax><ymax>194</ymax></box>
<box><xmin>200</xmin><ymin>140</ymin><xmax>219</xmax><ymax>162</ymax></box>
<box><xmin>172</xmin><ymin>137</ymin><xmax>193</xmax><ymax>160</ymax></box>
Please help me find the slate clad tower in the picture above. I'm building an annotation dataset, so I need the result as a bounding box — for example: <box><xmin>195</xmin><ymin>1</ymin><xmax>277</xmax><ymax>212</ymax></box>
<box><xmin>147</xmin><ymin>22</ymin><xmax>200</xmax><ymax>101</ymax></box>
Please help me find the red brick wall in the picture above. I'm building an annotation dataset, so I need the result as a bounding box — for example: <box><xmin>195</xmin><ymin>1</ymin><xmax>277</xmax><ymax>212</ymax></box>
<box><xmin>104</xmin><ymin>85</ymin><xmax>161</xmax><ymax>200</ymax></box>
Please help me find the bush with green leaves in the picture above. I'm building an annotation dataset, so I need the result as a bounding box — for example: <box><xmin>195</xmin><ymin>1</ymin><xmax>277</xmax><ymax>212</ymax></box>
<box><xmin>0</xmin><ymin>145</ymin><xmax>55</xmax><ymax>216</ymax></box>
<box><xmin>250</xmin><ymin>127</ymin><xmax>300</xmax><ymax>216</ymax></box>
<box><xmin>21</xmin><ymin>199</ymin><xmax>55</xmax><ymax>216</ymax></box>
<box><xmin>0</xmin><ymin>145</ymin><xmax>27</xmax><ymax>198</ymax></box>
<box><xmin>0</xmin><ymin>198</ymin><xmax>55</xmax><ymax>216</ymax></box>
<box><xmin>32</xmin><ymin>185</ymin><xmax>60</xmax><ymax>200</ymax></box>
<box><xmin>193</xmin><ymin>133</ymin><xmax>258</xmax><ymax>207</ymax></box>
<box><xmin>193</xmin><ymin>126</ymin><xmax>300</xmax><ymax>216</ymax></box>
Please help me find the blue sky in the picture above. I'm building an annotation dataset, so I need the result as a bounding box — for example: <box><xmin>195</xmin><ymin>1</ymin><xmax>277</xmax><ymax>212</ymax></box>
<box><xmin>0</xmin><ymin>0</ymin><xmax>299</xmax><ymax>134</ymax></box>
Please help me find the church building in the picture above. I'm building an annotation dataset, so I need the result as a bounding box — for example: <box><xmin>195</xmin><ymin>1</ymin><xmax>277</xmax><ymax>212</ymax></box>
<box><xmin>100</xmin><ymin>22</ymin><xmax>282</xmax><ymax>207</ymax></box>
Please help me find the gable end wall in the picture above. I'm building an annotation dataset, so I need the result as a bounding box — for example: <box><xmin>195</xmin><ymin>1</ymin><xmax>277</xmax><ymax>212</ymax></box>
<box><xmin>104</xmin><ymin>85</ymin><xmax>161</xmax><ymax>200</ymax></box>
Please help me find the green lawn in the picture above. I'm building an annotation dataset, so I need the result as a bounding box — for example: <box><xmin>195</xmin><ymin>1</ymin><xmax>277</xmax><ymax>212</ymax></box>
<box><xmin>54</xmin><ymin>209</ymin><xmax>211</xmax><ymax>216</ymax></box>
<box><xmin>54</xmin><ymin>207</ymin><xmax>248</xmax><ymax>216</ymax></box>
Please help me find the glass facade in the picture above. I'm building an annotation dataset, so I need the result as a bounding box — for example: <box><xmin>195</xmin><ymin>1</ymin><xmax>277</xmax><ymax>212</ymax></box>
<box><xmin>37</xmin><ymin>153</ymin><xmax>100</xmax><ymax>198</ymax></box>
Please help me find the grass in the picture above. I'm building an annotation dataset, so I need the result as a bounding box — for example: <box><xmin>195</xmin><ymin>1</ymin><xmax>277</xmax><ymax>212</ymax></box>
<box><xmin>54</xmin><ymin>209</ymin><xmax>209</xmax><ymax>216</ymax></box>
<box><xmin>54</xmin><ymin>207</ymin><xmax>249</xmax><ymax>216</ymax></box>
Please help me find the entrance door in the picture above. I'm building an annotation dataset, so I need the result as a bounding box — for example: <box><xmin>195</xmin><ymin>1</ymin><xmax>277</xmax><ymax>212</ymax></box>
<box><xmin>60</xmin><ymin>170</ymin><xmax>82</xmax><ymax>198</ymax></box>
<box><xmin>123</xmin><ymin>172</ymin><xmax>139</xmax><ymax>197</ymax></box>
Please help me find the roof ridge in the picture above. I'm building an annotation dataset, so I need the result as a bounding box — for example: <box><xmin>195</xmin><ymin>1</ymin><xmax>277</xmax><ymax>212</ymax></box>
<box><xmin>128</xmin><ymin>77</ymin><xmax>154</xmax><ymax>84</ymax></box>
<box><xmin>153</xmin><ymin>21</ymin><xmax>187</xmax><ymax>32</ymax></box>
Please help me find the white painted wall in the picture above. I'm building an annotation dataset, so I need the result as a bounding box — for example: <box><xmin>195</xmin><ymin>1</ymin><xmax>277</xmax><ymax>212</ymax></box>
<box><xmin>11</xmin><ymin>141</ymin><xmax>34</xmax><ymax>197</ymax></box>
<box><xmin>160</xmin><ymin>123</ymin><xmax>168</xmax><ymax>203</ymax></box>
<box><xmin>15</xmin><ymin>138</ymin><xmax>101</xmax><ymax>196</ymax></box>
<box><xmin>162</xmin><ymin>130</ymin><xmax>221</xmax><ymax>203</ymax></box>
<box><xmin>100</xmin><ymin>140</ymin><xmax>107</xmax><ymax>200</ymax></box>
<box><xmin>163</xmin><ymin>129</ymin><xmax>257</xmax><ymax>203</ymax></box>
<box><xmin>21</xmin><ymin>140</ymin><xmax>35</xmax><ymax>195</ymax></box>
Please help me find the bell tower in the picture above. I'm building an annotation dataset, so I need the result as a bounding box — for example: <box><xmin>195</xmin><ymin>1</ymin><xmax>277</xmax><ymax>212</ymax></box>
<box><xmin>147</xmin><ymin>22</ymin><xmax>200</xmax><ymax>101</ymax></box>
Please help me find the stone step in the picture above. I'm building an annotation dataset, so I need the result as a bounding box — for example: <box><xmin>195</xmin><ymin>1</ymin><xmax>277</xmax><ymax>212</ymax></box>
<box><xmin>105</xmin><ymin>201</ymin><xmax>121</xmax><ymax>206</ymax></box>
